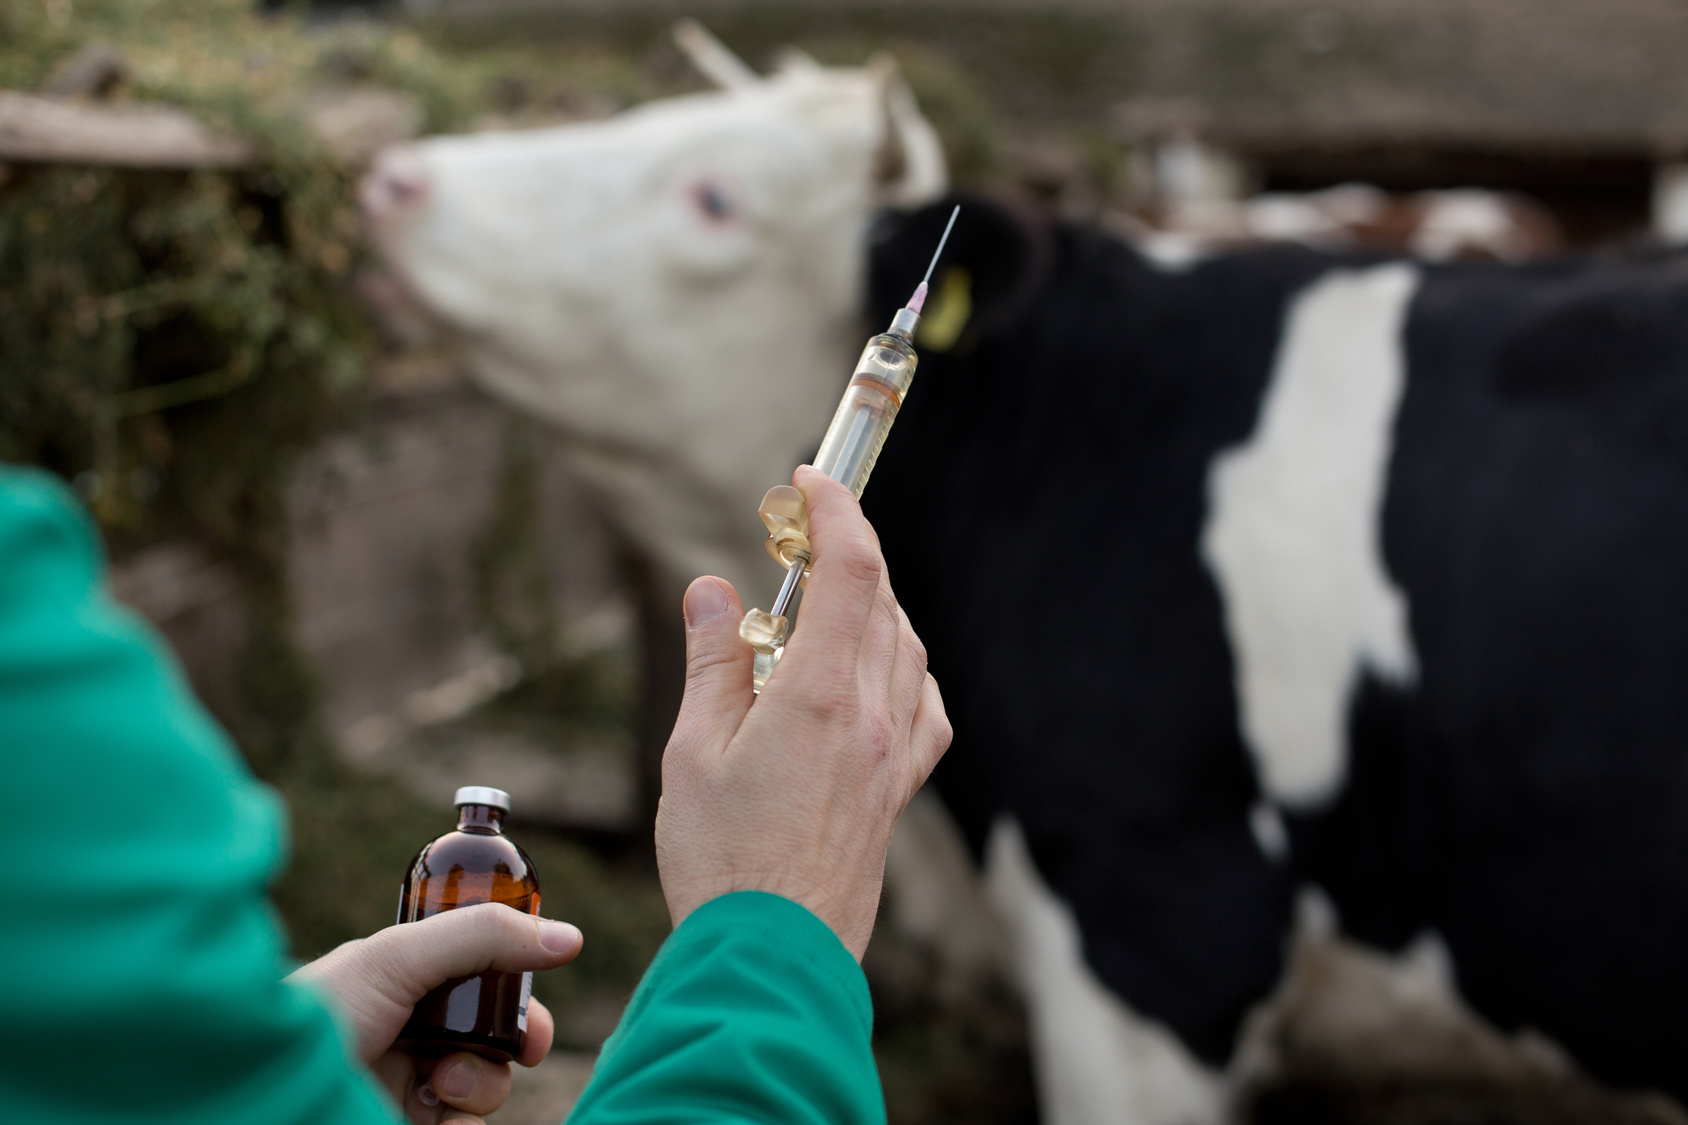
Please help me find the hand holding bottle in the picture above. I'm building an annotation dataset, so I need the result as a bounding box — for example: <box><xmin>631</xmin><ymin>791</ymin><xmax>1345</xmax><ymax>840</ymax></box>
<box><xmin>289</xmin><ymin>904</ymin><xmax>582</xmax><ymax>1123</ymax></box>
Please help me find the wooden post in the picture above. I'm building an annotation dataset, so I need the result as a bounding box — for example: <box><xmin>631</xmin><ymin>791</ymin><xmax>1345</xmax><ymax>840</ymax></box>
<box><xmin>0</xmin><ymin>90</ymin><xmax>252</xmax><ymax>168</ymax></box>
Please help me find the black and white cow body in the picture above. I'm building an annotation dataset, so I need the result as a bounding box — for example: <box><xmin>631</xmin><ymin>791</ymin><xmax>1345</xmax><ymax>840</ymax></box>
<box><xmin>864</xmin><ymin>199</ymin><xmax>1688</xmax><ymax>1103</ymax></box>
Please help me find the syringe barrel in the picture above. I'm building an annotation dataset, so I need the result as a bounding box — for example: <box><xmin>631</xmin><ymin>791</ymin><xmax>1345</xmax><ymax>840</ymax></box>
<box><xmin>812</xmin><ymin>332</ymin><xmax>918</xmax><ymax>498</ymax></box>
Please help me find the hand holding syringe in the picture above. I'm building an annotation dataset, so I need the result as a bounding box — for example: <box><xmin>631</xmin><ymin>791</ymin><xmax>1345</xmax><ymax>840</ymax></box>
<box><xmin>741</xmin><ymin>206</ymin><xmax>960</xmax><ymax>690</ymax></box>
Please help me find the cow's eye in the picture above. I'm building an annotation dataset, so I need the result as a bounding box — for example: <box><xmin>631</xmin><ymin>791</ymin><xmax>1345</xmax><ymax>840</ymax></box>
<box><xmin>691</xmin><ymin>181</ymin><xmax>737</xmax><ymax>223</ymax></box>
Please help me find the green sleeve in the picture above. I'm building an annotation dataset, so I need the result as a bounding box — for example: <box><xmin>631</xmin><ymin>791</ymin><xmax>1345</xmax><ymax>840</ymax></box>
<box><xmin>0</xmin><ymin>466</ymin><xmax>399</xmax><ymax>1125</ymax></box>
<box><xmin>567</xmin><ymin>891</ymin><xmax>886</xmax><ymax>1125</ymax></box>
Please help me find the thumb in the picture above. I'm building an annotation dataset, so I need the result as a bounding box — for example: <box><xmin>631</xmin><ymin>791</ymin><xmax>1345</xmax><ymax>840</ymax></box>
<box><xmin>669</xmin><ymin>577</ymin><xmax>754</xmax><ymax>754</ymax></box>
<box><xmin>290</xmin><ymin>904</ymin><xmax>581</xmax><ymax>1061</ymax></box>
<box><xmin>369</xmin><ymin>904</ymin><xmax>582</xmax><ymax>996</ymax></box>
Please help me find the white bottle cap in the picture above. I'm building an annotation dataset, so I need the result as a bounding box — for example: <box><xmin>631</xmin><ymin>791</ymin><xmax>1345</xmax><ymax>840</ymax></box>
<box><xmin>453</xmin><ymin>786</ymin><xmax>511</xmax><ymax>812</ymax></box>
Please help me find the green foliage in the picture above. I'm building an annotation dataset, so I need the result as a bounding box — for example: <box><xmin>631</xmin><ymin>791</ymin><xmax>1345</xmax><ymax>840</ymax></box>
<box><xmin>0</xmin><ymin>161</ymin><xmax>363</xmax><ymax>777</ymax></box>
<box><xmin>1</xmin><ymin>1</ymin><xmax>375</xmax><ymax>782</ymax></box>
<box><xmin>0</xmin><ymin>162</ymin><xmax>360</xmax><ymax>525</ymax></box>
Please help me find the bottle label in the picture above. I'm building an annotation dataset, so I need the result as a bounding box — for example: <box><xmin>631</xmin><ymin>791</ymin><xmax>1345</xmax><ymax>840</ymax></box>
<box><xmin>517</xmin><ymin>971</ymin><xmax>533</xmax><ymax>1033</ymax></box>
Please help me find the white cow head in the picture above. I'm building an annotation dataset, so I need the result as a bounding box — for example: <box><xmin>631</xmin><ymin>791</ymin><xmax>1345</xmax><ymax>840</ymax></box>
<box><xmin>363</xmin><ymin>25</ymin><xmax>947</xmax><ymax>598</ymax></box>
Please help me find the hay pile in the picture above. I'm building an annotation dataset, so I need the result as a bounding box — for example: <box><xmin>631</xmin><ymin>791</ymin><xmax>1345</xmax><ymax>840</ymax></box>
<box><xmin>0</xmin><ymin>0</ymin><xmax>647</xmax><ymax>545</ymax></box>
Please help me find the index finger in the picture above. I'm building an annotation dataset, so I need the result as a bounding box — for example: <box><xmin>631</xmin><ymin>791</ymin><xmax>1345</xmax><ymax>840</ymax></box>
<box><xmin>783</xmin><ymin>465</ymin><xmax>884</xmax><ymax>676</ymax></box>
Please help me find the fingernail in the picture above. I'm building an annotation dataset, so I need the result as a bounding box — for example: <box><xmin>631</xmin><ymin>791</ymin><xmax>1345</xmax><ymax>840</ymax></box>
<box><xmin>683</xmin><ymin>579</ymin><xmax>728</xmax><ymax>629</ymax></box>
<box><xmin>436</xmin><ymin>1059</ymin><xmax>480</xmax><ymax>1100</ymax></box>
<box><xmin>417</xmin><ymin>1085</ymin><xmax>440</xmax><ymax>1107</ymax></box>
<box><xmin>540</xmin><ymin>920</ymin><xmax>582</xmax><ymax>953</ymax></box>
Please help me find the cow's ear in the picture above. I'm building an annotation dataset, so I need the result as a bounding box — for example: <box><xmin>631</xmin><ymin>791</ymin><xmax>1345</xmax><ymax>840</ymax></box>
<box><xmin>868</xmin><ymin>195</ymin><xmax>1053</xmax><ymax>352</ymax></box>
<box><xmin>869</xmin><ymin>52</ymin><xmax>948</xmax><ymax>209</ymax></box>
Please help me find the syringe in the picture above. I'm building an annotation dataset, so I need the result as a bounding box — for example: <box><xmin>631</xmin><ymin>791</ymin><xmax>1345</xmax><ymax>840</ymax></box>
<box><xmin>741</xmin><ymin>205</ymin><xmax>960</xmax><ymax>690</ymax></box>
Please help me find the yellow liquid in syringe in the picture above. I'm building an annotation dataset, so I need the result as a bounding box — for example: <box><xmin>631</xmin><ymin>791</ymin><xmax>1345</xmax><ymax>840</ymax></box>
<box><xmin>812</xmin><ymin>332</ymin><xmax>918</xmax><ymax>497</ymax></box>
<box><xmin>743</xmin><ymin>204</ymin><xmax>957</xmax><ymax>689</ymax></box>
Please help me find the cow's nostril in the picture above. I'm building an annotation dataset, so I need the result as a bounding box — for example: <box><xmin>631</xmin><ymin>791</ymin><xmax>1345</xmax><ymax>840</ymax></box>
<box><xmin>360</xmin><ymin>147</ymin><xmax>431</xmax><ymax>220</ymax></box>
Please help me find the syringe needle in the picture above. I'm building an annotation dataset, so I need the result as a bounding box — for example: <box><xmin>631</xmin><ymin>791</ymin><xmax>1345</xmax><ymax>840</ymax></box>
<box><xmin>922</xmin><ymin>205</ymin><xmax>961</xmax><ymax>288</ymax></box>
<box><xmin>906</xmin><ymin>204</ymin><xmax>960</xmax><ymax>314</ymax></box>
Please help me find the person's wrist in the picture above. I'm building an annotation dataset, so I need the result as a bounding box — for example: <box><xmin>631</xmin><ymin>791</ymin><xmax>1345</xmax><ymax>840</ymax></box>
<box><xmin>660</xmin><ymin>866</ymin><xmax>876</xmax><ymax>959</ymax></box>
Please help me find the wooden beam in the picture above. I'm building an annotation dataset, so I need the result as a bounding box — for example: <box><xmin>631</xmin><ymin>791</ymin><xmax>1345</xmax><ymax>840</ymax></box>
<box><xmin>0</xmin><ymin>90</ymin><xmax>252</xmax><ymax>168</ymax></box>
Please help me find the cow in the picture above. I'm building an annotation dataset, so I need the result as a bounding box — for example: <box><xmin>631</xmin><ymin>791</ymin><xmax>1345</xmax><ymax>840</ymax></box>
<box><xmin>361</xmin><ymin>27</ymin><xmax>1688</xmax><ymax>1124</ymax></box>
<box><xmin>863</xmin><ymin>198</ymin><xmax>1688</xmax><ymax>1118</ymax></box>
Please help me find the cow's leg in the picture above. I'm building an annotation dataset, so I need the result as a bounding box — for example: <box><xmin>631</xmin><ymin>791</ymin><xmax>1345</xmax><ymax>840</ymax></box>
<box><xmin>1232</xmin><ymin>890</ymin><xmax>1593</xmax><ymax>1108</ymax></box>
<box><xmin>984</xmin><ymin>817</ymin><xmax>1228</xmax><ymax>1125</ymax></box>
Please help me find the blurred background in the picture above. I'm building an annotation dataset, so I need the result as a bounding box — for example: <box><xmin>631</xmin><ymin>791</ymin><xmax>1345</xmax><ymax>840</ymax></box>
<box><xmin>4</xmin><ymin>1</ymin><xmax>1687</xmax><ymax>1122</ymax></box>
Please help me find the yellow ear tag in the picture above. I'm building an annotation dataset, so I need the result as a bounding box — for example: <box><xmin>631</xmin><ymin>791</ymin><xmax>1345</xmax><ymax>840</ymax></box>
<box><xmin>916</xmin><ymin>266</ymin><xmax>972</xmax><ymax>352</ymax></box>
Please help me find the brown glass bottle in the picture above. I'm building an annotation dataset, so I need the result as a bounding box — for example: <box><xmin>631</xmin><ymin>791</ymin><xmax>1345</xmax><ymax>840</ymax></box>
<box><xmin>395</xmin><ymin>786</ymin><xmax>541</xmax><ymax>1063</ymax></box>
